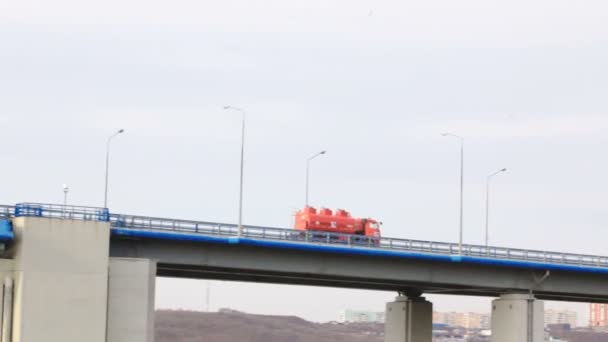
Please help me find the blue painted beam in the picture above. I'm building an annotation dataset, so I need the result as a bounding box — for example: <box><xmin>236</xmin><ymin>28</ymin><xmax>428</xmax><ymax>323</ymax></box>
<box><xmin>111</xmin><ymin>228</ymin><xmax>608</xmax><ymax>275</ymax></box>
<box><xmin>0</xmin><ymin>220</ymin><xmax>14</xmax><ymax>242</ymax></box>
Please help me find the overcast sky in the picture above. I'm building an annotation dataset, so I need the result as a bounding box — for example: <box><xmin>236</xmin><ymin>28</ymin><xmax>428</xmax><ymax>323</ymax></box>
<box><xmin>2</xmin><ymin>0</ymin><xmax>608</xmax><ymax>324</ymax></box>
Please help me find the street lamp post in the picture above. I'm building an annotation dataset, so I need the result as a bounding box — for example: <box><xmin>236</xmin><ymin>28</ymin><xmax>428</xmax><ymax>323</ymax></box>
<box><xmin>223</xmin><ymin>106</ymin><xmax>246</xmax><ymax>237</ymax></box>
<box><xmin>305</xmin><ymin>150</ymin><xmax>326</xmax><ymax>207</ymax></box>
<box><xmin>62</xmin><ymin>184</ymin><xmax>69</xmax><ymax>218</ymax></box>
<box><xmin>63</xmin><ymin>184</ymin><xmax>69</xmax><ymax>207</ymax></box>
<box><xmin>104</xmin><ymin>129</ymin><xmax>125</xmax><ymax>208</ymax></box>
<box><xmin>442</xmin><ymin>133</ymin><xmax>464</xmax><ymax>255</ymax></box>
<box><xmin>485</xmin><ymin>168</ymin><xmax>507</xmax><ymax>250</ymax></box>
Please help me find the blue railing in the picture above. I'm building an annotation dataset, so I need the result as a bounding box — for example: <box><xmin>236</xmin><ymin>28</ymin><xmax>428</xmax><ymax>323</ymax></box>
<box><xmin>13</xmin><ymin>203</ymin><xmax>110</xmax><ymax>222</ymax></box>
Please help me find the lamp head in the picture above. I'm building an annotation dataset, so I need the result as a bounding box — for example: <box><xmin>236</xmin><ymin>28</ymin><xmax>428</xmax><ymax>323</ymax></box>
<box><xmin>501</xmin><ymin>168</ymin><xmax>507</xmax><ymax>172</ymax></box>
<box><xmin>118</xmin><ymin>129</ymin><xmax>124</xmax><ymax>134</ymax></box>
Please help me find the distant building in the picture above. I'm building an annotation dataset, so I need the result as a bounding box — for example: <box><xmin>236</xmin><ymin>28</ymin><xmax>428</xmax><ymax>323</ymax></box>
<box><xmin>433</xmin><ymin>311</ymin><xmax>490</xmax><ymax>330</ymax></box>
<box><xmin>544</xmin><ymin>309</ymin><xmax>577</xmax><ymax>327</ymax></box>
<box><xmin>590</xmin><ymin>304</ymin><xmax>608</xmax><ymax>327</ymax></box>
<box><xmin>338</xmin><ymin>309</ymin><xmax>385</xmax><ymax>323</ymax></box>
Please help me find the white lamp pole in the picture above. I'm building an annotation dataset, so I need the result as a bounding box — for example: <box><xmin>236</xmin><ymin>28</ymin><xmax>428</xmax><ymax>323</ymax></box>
<box><xmin>442</xmin><ymin>133</ymin><xmax>465</xmax><ymax>255</ymax></box>
<box><xmin>62</xmin><ymin>184</ymin><xmax>69</xmax><ymax>218</ymax></box>
<box><xmin>485</xmin><ymin>168</ymin><xmax>507</xmax><ymax>249</ymax></box>
<box><xmin>305</xmin><ymin>150</ymin><xmax>326</xmax><ymax>207</ymax></box>
<box><xmin>63</xmin><ymin>184</ymin><xmax>69</xmax><ymax>207</ymax></box>
<box><xmin>104</xmin><ymin>129</ymin><xmax>124</xmax><ymax>208</ymax></box>
<box><xmin>223</xmin><ymin>106</ymin><xmax>246</xmax><ymax>237</ymax></box>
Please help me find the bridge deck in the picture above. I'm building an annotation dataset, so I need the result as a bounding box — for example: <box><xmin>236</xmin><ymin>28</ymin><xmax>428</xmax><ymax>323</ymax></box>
<box><xmin>4</xmin><ymin>203</ymin><xmax>608</xmax><ymax>302</ymax></box>
<box><xmin>2</xmin><ymin>202</ymin><xmax>608</xmax><ymax>271</ymax></box>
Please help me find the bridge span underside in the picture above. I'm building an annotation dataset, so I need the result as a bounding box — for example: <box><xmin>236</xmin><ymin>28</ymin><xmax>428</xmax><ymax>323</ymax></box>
<box><xmin>110</xmin><ymin>233</ymin><xmax>608</xmax><ymax>303</ymax></box>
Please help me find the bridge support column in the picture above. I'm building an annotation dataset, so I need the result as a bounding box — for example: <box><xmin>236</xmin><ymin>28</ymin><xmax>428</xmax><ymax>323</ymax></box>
<box><xmin>385</xmin><ymin>295</ymin><xmax>432</xmax><ymax>342</ymax></box>
<box><xmin>107</xmin><ymin>258</ymin><xmax>157</xmax><ymax>342</ymax></box>
<box><xmin>9</xmin><ymin>217</ymin><xmax>111</xmax><ymax>342</ymax></box>
<box><xmin>491</xmin><ymin>294</ymin><xmax>544</xmax><ymax>342</ymax></box>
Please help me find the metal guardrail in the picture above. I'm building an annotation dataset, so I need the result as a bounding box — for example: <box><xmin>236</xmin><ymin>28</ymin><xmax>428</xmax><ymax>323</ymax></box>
<box><xmin>2</xmin><ymin>203</ymin><xmax>608</xmax><ymax>269</ymax></box>
<box><xmin>0</xmin><ymin>206</ymin><xmax>12</xmax><ymax>220</ymax></box>
<box><xmin>13</xmin><ymin>203</ymin><xmax>110</xmax><ymax>221</ymax></box>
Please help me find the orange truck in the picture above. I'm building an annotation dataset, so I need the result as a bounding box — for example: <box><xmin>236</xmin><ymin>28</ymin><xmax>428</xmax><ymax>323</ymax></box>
<box><xmin>294</xmin><ymin>207</ymin><xmax>381</xmax><ymax>239</ymax></box>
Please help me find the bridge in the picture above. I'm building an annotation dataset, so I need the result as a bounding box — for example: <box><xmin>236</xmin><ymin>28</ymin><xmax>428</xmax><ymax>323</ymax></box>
<box><xmin>0</xmin><ymin>203</ymin><xmax>606</xmax><ymax>342</ymax></box>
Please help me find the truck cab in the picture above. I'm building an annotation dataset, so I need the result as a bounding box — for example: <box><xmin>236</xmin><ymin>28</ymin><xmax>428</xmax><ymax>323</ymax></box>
<box><xmin>364</xmin><ymin>219</ymin><xmax>381</xmax><ymax>238</ymax></box>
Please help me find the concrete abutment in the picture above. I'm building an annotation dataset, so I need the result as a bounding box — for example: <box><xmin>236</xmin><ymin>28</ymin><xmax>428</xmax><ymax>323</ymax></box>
<box><xmin>3</xmin><ymin>217</ymin><xmax>156</xmax><ymax>342</ymax></box>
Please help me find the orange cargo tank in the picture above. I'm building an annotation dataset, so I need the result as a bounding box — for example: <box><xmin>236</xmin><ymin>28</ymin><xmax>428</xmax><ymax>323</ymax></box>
<box><xmin>294</xmin><ymin>206</ymin><xmax>381</xmax><ymax>237</ymax></box>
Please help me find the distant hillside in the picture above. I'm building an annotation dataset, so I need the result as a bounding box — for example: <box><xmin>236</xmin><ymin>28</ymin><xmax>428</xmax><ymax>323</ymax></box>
<box><xmin>155</xmin><ymin>309</ymin><xmax>383</xmax><ymax>342</ymax></box>
<box><xmin>156</xmin><ymin>310</ymin><xmax>608</xmax><ymax>342</ymax></box>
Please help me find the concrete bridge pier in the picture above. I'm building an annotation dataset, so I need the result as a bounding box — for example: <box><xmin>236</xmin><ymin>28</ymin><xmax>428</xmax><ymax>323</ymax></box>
<box><xmin>4</xmin><ymin>216</ymin><xmax>156</xmax><ymax>342</ymax></box>
<box><xmin>491</xmin><ymin>293</ymin><xmax>544</xmax><ymax>342</ymax></box>
<box><xmin>107</xmin><ymin>258</ymin><xmax>156</xmax><ymax>342</ymax></box>
<box><xmin>385</xmin><ymin>295</ymin><xmax>433</xmax><ymax>342</ymax></box>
